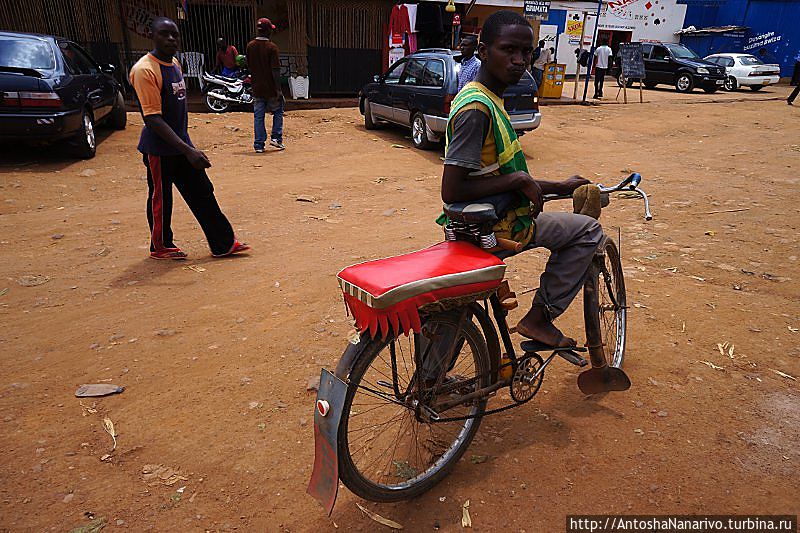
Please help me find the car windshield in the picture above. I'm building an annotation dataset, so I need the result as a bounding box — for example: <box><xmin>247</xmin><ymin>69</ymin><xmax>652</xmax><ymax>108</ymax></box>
<box><xmin>0</xmin><ymin>38</ymin><xmax>55</xmax><ymax>70</ymax></box>
<box><xmin>665</xmin><ymin>44</ymin><xmax>699</xmax><ymax>59</ymax></box>
<box><xmin>739</xmin><ymin>55</ymin><xmax>764</xmax><ymax>66</ymax></box>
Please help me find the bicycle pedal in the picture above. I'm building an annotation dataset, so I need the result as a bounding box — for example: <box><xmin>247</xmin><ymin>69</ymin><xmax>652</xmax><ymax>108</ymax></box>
<box><xmin>520</xmin><ymin>340</ymin><xmax>588</xmax><ymax>353</ymax></box>
<box><xmin>557</xmin><ymin>350</ymin><xmax>588</xmax><ymax>367</ymax></box>
<box><xmin>500</xmin><ymin>298</ymin><xmax>518</xmax><ymax>311</ymax></box>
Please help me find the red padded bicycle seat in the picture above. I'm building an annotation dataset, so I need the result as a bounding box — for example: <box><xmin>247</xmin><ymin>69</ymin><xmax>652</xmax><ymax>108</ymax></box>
<box><xmin>338</xmin><ymin>241</ymin><xmax>506</xmax><ymax>338</ymax></box>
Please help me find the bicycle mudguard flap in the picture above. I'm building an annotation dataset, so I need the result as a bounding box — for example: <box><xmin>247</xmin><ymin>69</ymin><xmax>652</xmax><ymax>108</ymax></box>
<box><xmin>337</xmin><ymin>241</ymin><xmax>506</xmax><ymax>339</ymax></box>
<box><xmin>307</xmin><ymin>368</ymin><xmax>347</xmax><ymax>516</ymax></box>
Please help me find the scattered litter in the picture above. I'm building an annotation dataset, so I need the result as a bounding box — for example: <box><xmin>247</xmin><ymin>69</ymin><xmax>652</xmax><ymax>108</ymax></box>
<box><xmin>97</xmin><ymin>247</ymin><xmax>111</xmax><ymax>257</ymax></box>
<box><xmin>17</xmin><ymin>275</ymin><xmax>50</xmax><ymax>287</ymax></box>
<box><xmin>0</xmin><ymin>288</ymin><xmax>8</xmax><ymax>297</ymax></box>
<box><xmin>52</xmin><ymin>233</ymin><xmax>64</xmax><ymax>240</ymax></box>
<box><xmin>382</xmin><ymin>208</ymin><xmax>397</xmax><ymax>217</ymax></box>
<box><xmin>681</xmin><ymin>322</ymin><xmax>686</xmax><ymax>333</ymax></box>
<box><xmin>78</xmin><ymin>169</ymin><xmax>98</xmax><ymax>177</ymax></box>
<box><xmin>100</xmin><ymin>454</ymin><xmax>112</xmax><ymax>462</ymax></box>
<box><xmin>304</xmin><ymin>214</ymin><xmax>329</xmax><ymax>221</ymax></box>
<box><xmin>664</xmin><ymin>267</ymin><xmax>678</xmax><ymax>273</ymax></box>
<box><xmin>461</xmin><ymin>499</ymin><xmax>472</xmax><ymax>528</ymax></box>
<box><xmin>733</xmin><ymin>284</ymin><xmax>742</xmax><ymax>291</ymax></box>
<box><xmin>257</xmin><ymin>422</ymin><xmax>267</xmax><ymax>431</ymax></box>
<box><xmin>704</xmin><ymin>231</ymin><xmax>716</xmax><ymax>237</ymax></box>
<box><xmin>698</xmin><ymin>360</ymin><xmax>724</xmax><ymax>371</ymax></box>
<box><xmin>705</xmin><ymin>208</ymin><xmax>749</xmax><ymax>215</ymax></box>
<box><xmin>770</xmin><ymin>369</ymin><xmax>797</xmax><ymax>382</ymax></box>
<box><xmin>373</xmin><ymin>177</ymin><xmax>389</xmax><ymax>184</ymax></box>
<box><xmin>296</xmin><ymin>195</ymin><xmax>317</xmax><ymax>203</ymax></box>
<box><xmin>470</xmin><ymin>455</ymin><xmax>489</xmax><ymax>464</ymax></box>
<box><xmin>439</xmin><ymin>496</ymin><xmax>447</xmax><ymax>502</ymax></box>
<box><xmin>633</xmin><ymin>303</ymin><xmax>649</xmax><ymax>309</ymax></box>
<box><xmin>391</xmin><ymin>144</ymin><xmax>407</xmax><ymax>149</ymax></box>
<box><xmin>248</xmin><ymin>401</ymin><xmax>262</xmax><ymax>410</ymax></box>
<box><xmin>690</xmin><ymin>276</ymin><xmax>705</xmax><ymax>282</ymax></box>
<box><xmin>79</xmin><ymin>401</ymin><xmax>97</xmax><ymax>416</ymax></box>
<box><xmin>75</xmin><ymin>384</ymin><xmax>124</xmax><ymax>398</ymax></box>
<box><xmin>634</xmin><ymin>428</ymin><xmax>644</xmax><ymax>435</ymax></box>
<box><xmin>717</xmin><ymin>342</ymin><xmax>735</xmax><ymax>359</ymax></box>
<box><xmin>789</xmin><ymin>327</ymin><xmax>798</xmax><ymax>333</ymax></box>
<box><xmin>68</xmin><ymin>517</ymin><xmax>106</xmax><ymax>533</ymax></box>
<box><xmin>356</xmin><ymin>502</ymin><xmax>403</xmax><ymax>530</ymax></box>
<box><xmin>183</xmin><ymin>265</ymin><xmax>206</xmax><ymax>273</ymax></box>
<box><xmin>141</xmin><ymin>464</ymin><xmax>189</xmax><ymax>486</ymax></box>
<box><xmin>329</xmin><ymin>202</ymin><xmax>342</xmax><ymax>209</ymax></box>
<box><xmin>103</xmin><ymin>417</ymin><xmax>117</xmax><ymax>451</ymax></box>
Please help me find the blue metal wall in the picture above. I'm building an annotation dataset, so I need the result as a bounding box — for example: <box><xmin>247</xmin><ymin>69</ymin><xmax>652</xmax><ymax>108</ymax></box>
<box><xmin>682</xmin><ymin>1</ymin><xmax>800</xmax><ymax>76</ymax></box>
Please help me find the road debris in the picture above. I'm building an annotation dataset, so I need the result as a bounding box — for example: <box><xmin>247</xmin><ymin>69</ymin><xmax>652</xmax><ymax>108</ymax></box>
<box><xmin>183</xmin><ymin>265</ymin><xmax>206</xmax><ymax>273</ymax></box>
<box><xmin>103</xmin><ymin>417</ymin><xmax>117</xmax><ymax>452</ymax></box>
<box><xmin>770</xmin><ymin>369</ymin><xmax>797</xmax><ymax>382</ymax></box>
<box><xmin>462</xmin><ymin>499</ymin><xmax>472</xmax><ymax>528</ymax></box>
<box><xmin>356</xmin><ymin>502</ymin><xmax>403</xmax><ymax>530</ymax></box>
<box><xmin>698</xmin><ymin>360</ymin><xmax>724</xmax><ymax>371</ymax></box>
<box><xmin>142</xmin><ymin>464</ymin><xmax>189</xmax><ymax>486</ymax></box>
<box><xmin>75</xmin><ymin>384</ymin><xmax>124</xmax><ymax>398</ymax></box>
<box><xmin>17</xmin><ymin>275</ymin><xmax>50</xmax><ymax>287</ymax></box>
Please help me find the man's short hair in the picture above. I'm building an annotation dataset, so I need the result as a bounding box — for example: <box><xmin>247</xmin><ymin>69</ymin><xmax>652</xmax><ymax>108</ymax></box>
<box><xmin>481</xmin><ymin>10</ymin><xmax>532</xmax><ymax>46</ymax></box>
<box><xmin>462</xmin><ymin>34</ymin><xmax>478</xmax><ymax>43</ymax></box>
<box><xmin>150</xmin><ymin>16</ymin><xmax>176</xmax><ymax>33</ymax></box>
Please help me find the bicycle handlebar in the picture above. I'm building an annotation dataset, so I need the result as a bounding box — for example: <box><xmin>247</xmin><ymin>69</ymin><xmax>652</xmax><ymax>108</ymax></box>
<box><xmin>543</xmin><ymin>172</ymin><xmax>652</xmax><ymax>221</ymax></box>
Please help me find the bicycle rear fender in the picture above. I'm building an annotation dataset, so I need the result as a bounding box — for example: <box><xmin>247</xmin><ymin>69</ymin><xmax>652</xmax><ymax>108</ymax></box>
<box><xmin>307</xmin><ymin>368</ymin><xmax>348</xmax><ymax>515</ymax></box>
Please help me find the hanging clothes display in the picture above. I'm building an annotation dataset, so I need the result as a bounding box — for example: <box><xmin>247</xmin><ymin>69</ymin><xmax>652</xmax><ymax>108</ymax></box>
<box><xmin>388</xmin><ymin>3</ymin><xmax>411</xmax><ymax>37</ymax></box>
<box><xmin>406</xmin><ymin>3</ymin><xmax>418</xmax><ymax>33</ymax></box>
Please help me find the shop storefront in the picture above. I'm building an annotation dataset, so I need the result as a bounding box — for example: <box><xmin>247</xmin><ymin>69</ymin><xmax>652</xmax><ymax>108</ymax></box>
<box><xmin>680</xmin><ymin>0</ymin><xmax>800</xmax><ymax>78</ymax></box>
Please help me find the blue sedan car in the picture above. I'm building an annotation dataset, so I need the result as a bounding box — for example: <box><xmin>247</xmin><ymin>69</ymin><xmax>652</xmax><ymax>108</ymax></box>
<box><xmin>359</xmin><ymin>49</ymin><xmax>541</xmax><ymax>150</ymax></box>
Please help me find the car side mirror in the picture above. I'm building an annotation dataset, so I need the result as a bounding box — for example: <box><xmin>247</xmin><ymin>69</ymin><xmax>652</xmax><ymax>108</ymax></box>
<box><xmin>101</xmin><ymin>64</ymin><xmax>116</xmax><ymax>75</ymax></box>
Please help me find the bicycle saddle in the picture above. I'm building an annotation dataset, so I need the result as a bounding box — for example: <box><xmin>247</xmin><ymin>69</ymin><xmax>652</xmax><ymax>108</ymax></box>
<box><xmin>443</xmin><ymin>192</ymin><xmax>519</xmax><ymax>224</ymax></box>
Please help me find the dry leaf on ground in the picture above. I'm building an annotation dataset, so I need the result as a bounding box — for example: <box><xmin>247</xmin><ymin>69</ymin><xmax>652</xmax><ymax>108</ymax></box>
<box><xmin>462</xmin><ymin>499</ymin><xmax>472</xmax><ymax>528</ymax></box>
<box><xmin>102</xmin><ymin>417</ymin><xmax>117</xmax><ymax>451</ymax></box>
<box><xmin>183</xmin><ymin>265</ymin><xmax>206</xmax><ymax>273</ymax></box>
<box><xmin>142</xmin><ymin>464</ymin><xmax>189</xmax><ymax>486</ymax></box>
<box><xmin>355</xmin><ymin>502</ymin><xmax>403</xmax><ymax>529</ymax></box>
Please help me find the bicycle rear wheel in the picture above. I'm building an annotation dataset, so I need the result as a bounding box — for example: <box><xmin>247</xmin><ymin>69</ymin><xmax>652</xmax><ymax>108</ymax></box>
<box><xmin>585</xmin><ymin>237</ymin><xmax>627</xmax><ymax>368</ymax></box>
<box><xmin>337</xmin><ymin>312</ymin><xmax>491</xmax><ymax>502</ymax></box>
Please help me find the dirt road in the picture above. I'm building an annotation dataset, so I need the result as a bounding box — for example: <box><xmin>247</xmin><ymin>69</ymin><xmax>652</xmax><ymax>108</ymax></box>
<box><xmin>1</xmin><ymin>85</ymin><xmax>798</xmax><ymax>532</ymax></box>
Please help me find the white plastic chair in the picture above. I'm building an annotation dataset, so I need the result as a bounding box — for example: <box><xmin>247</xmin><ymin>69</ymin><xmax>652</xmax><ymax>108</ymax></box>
<box><xmin>178</xmin><ymin>52</ymin><xmax>205</xmax><ymax>90</ymax></box>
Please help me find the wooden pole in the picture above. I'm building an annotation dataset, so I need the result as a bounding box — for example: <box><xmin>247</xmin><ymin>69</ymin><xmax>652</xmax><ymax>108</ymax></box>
<box><xmin>572</xmin><ymin>11</ymin><xmax>588</xmax><ymax>100</ymax></box>
<box><xmin>639</xmin><ymin>80</ymin><xmax>643</xmax><ymax>103</ymax></box>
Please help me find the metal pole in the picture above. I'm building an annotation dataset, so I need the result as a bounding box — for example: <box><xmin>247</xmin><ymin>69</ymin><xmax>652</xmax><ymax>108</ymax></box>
<box><xmin>572</xmin><ymin>11</ymin><xmax>588</xmax><ymax>100</ymax></box>
<box><xmin>581</xmin><ymin>0</ymin><xmax>603</xmax><ymax>103</ymax></box>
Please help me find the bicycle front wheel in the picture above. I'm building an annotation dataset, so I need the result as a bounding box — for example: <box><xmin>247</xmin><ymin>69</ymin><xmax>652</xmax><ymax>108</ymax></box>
<box><xmin>337</xmin><ymin>312</ymin><xmax>491</xmax><ymax>502</ymax></box>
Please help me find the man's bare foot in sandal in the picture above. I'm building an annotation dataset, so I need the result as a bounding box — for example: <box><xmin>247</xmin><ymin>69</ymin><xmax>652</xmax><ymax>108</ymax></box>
<box><xmin>516</xmin><ymin>306</ymin><xmax>576</xmax><ymax>348</ymax></box>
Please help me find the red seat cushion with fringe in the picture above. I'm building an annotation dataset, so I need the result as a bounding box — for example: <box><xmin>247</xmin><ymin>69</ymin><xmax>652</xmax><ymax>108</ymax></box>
<box><xmin>337</xmin><ymin>241</ymin><xmax>506</xmax><ymax>338</ymax></box>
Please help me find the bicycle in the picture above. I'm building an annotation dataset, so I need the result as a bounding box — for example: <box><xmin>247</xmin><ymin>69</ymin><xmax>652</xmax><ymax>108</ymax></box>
<box><xmin>308</xmin><ymin>174</ymin><xmax>652</xmax><ymax>512</ymax></box>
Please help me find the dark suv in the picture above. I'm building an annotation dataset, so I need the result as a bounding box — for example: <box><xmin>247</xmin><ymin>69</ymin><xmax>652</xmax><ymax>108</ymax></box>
<box><xmin>359</xmin><ymin>49</ymin><xmax>541</xmax><ymax>150</ymax></box>
<box><xmin>614</xmin><ymin>42</ymin><xmax>726</xmax><ymax>93</ymax></box>
<box><xmin>0</xmin><ymin>31</ymin><xmax>127</xmax><ymax>158</ymax></box>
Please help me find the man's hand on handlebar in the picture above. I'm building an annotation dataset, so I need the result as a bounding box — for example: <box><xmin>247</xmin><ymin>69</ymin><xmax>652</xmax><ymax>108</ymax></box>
<box><xmin>557</xmin><ymin>175</ymin><xmax>591</xmax><ymax>195</ymax></box>
<box><xmin>518</xmin><ymin>175</ymin><xmax>544</xmax><ymax>217</ymax></box>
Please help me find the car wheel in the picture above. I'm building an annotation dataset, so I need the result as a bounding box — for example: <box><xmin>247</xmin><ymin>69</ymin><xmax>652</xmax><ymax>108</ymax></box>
<box><xmin>724</xmin><ymin>76</ymin><xmax>738</xmax><ymax>91</ymax></box>
<box><xmin>73</xmin><ymin>109</ymin><xmax>96</xmax><ymax>159</ymax></box>
<box><xmin>363</xmin><ymin>98</ymin><xmax>378</xmax><ymax>130</ymax></box>
<box><xmin>411</xmin><ymin>112</ymin><xmax>433</xmax><ymax>150</ymax></box>
<box><xmin>205</xmin><ymin>89</ymin><xmax>229</xmax><ymax>112</ymax></box>
<box><xmin>675</xmin><ymin>73</ymin><xmax>694</xmax><ymax>93</ymax></box>
<box><xmin>107</xmin><ymin>92</ymin><xmax>127</xmax><ymax>130</ymax></box>
<box><xmin>749</xmin><ymin>85</ymin><xmax>763</xmax><ymax>91</ymax></box>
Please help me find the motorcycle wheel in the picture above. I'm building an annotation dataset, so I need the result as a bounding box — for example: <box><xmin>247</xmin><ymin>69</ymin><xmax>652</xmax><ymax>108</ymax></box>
<box><xmin>206</xmin><ymin>90</ymin><xmax>229</xmax><ymax>113</ymax></box>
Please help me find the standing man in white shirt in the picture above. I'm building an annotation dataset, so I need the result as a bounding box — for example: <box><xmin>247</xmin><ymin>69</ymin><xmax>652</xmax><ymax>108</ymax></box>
<box><xmin>531</xmin><ymin>39</ymin><xmax>551</xmax><ymax>90</ymax></box>
<box><xmin>593</xmin><ymin>39</ymin><xmax>613</xmax><ymax>99</ymax></box>
<box><xmin>457</xmin><ymin>34</ymin><xmax>481</xmax><ymax>92</ymax></box>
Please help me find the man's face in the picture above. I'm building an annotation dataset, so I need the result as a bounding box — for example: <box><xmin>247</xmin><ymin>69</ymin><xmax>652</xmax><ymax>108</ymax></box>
<box><xmin>478</xmin><ymin>24</ymin><xmax>534</xmax><ymax>86</ymax></box>
<box><xmin>459</xmin><ymin>38</ymin><xmax>477</xmax><ymax>59</ymax></box>
<box><xmin>151</xmin><ymin>21</ymin><xmax>180</xmax><ymax>56</ymax></box>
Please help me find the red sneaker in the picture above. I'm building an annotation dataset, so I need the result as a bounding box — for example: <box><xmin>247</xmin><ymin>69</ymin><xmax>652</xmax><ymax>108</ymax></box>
<box><xmin>212</xmin><ymin>240</ymin><xmax>251</xmax><ymax>258</ymax></box>
<box><xmin>150</xmin><ymin>248</ymin><xmax>188</xmax><ymax>260</ymax></box>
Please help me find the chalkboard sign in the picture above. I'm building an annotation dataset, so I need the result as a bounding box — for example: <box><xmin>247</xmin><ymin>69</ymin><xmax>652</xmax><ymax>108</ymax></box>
<box><xmin>619</xmin><ymin>42</ymin><xmax>645</xmax><ymax>81</ymax></box>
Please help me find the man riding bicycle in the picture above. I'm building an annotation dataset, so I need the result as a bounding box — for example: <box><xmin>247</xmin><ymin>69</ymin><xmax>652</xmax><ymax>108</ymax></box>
<box><xmin>441</xmin><ymin>11</ymin><xmax>602</xmax><ymax>348</ymax></box>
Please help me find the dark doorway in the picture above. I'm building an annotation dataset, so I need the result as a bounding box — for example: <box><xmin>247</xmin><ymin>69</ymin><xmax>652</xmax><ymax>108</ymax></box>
<box><xmin>308</xmin><ymin>47</ymin><xmax>382</xmax><ymax>95</ymax></box>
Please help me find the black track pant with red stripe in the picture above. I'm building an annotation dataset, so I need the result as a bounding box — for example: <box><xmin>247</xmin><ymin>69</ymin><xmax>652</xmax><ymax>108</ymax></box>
<box><xmin>143</xmin><ymin>153</ymin><xmax>235</xmax><ymax>256</ymax></box>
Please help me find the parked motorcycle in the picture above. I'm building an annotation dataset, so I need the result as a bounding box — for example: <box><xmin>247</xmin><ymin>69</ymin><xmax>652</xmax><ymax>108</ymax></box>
<box><xmin>202</xmin><ymin>70</ymin><xmax>253</xmax><ymax>112</ymax></box>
